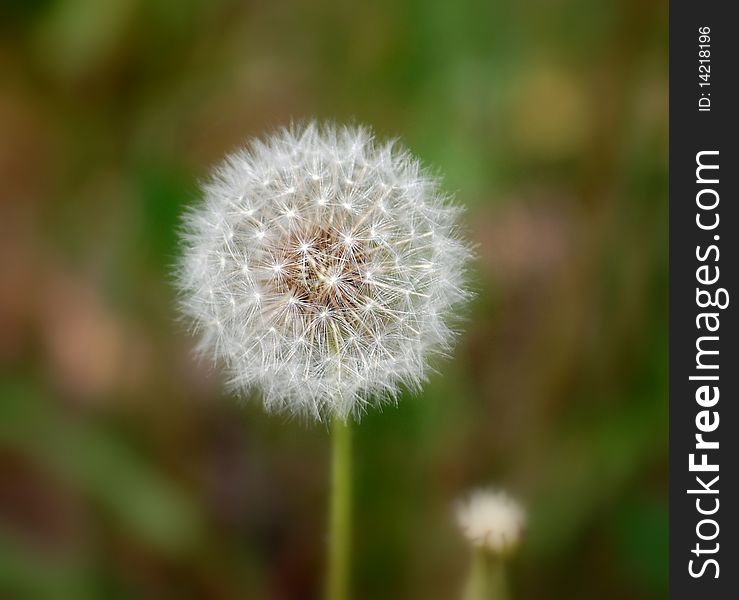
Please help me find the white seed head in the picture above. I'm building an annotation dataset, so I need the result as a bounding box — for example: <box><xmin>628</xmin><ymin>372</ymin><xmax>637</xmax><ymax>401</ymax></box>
<box><xmin>455</xmin><ymin>489</ymin><xmax>526</xmax><ymax>554</ymax></box>
<box><xmin>176</xmin><ymin>122</ymin><xmax>472</xmax><ymax>421</ymax></box>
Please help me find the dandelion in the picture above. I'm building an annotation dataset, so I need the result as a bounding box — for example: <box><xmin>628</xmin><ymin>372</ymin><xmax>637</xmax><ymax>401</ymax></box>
<box><xmin>456</xmin><ymin>489</ymin><xmax>526</xmax><ymax>600</ymax></box>
<box><xmin>177</xmin><ymin>122</ymin><xmax>472</xmax><ymax>599</ymax></box>
<box><xmin>178</xmin><ymin>122</ymin><xmax>470</xmax><ymax>420</ymax></box>
<box><xmin>456</xmin><ymin>489</ymin><xmax>526</xmax><ymax>554</ymax></box>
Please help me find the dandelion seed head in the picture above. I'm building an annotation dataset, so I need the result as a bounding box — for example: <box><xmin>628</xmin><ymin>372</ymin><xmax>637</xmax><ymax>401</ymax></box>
<box><xmin>177</xmin><ymin>122</ymin><xmax>472</xmax><ymax>420</ymax></box>
<box><xmin>455</xmin><ymin>489</ymin><xmax>526</xmax><ymax>554</ymax></box>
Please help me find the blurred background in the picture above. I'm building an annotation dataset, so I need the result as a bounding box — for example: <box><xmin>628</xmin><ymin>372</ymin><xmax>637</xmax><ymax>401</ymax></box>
<box><xmin>0</xmin><ymin>0</ymin><xmax>667</xmax><ymax>598</ymax></box>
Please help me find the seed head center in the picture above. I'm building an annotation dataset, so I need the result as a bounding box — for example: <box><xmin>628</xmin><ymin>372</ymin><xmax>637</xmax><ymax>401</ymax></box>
<box><xmin>265</xmin><ymin>226</ymin><xmax>368</xmax><ymax>314</ymax></box>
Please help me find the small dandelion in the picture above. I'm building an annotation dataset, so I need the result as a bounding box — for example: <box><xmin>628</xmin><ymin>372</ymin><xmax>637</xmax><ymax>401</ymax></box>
<box><xmin>456</xmin><ymin>489</ymin><xmax>526</xmax><ymax>600</ymax></box>
<box><xmin>177</xmin><ymin>121</ymin><xmax>471</xmax><ymax>421</ymax></box>
<box><xmin>456</xmin><ymin>489</ymin><xmax>526</xmax><ymax>554</ymax></box>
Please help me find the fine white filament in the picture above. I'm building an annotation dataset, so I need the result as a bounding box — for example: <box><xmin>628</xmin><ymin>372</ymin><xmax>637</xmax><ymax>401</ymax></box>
<box><xmin>177</xmin><ymin>123</ymin><xmax>471</xmax><ymax>420</ymax></box>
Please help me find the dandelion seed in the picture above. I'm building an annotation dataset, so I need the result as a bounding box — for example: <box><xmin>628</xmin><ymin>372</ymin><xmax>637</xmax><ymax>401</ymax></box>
<box><xmin>176</xmin><ymin>122</ymin><xmax>472</xmax><ymax>420</ymax></box>
<box><xmin>455</xmin><ymin>489</ymin><xmax>526</xmax><ymax>554</ymax></box>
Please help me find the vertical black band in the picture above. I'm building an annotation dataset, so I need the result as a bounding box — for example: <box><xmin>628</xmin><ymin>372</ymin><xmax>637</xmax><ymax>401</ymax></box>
<box><xmin>670</xmin><ymin>1</ymin><xmax>738</xmax><ymax>596</ymax></box>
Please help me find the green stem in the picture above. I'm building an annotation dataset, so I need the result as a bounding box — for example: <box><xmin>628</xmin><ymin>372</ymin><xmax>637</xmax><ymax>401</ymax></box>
<box><xmin>327</xmin><ymin>415</ymin><xmax>351</xmax><ymax>600</ymax></box>
<box><xmin>465</xmin><ymin>548</ymin><xmax>509</xmax><ymax>600</ymax></box>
